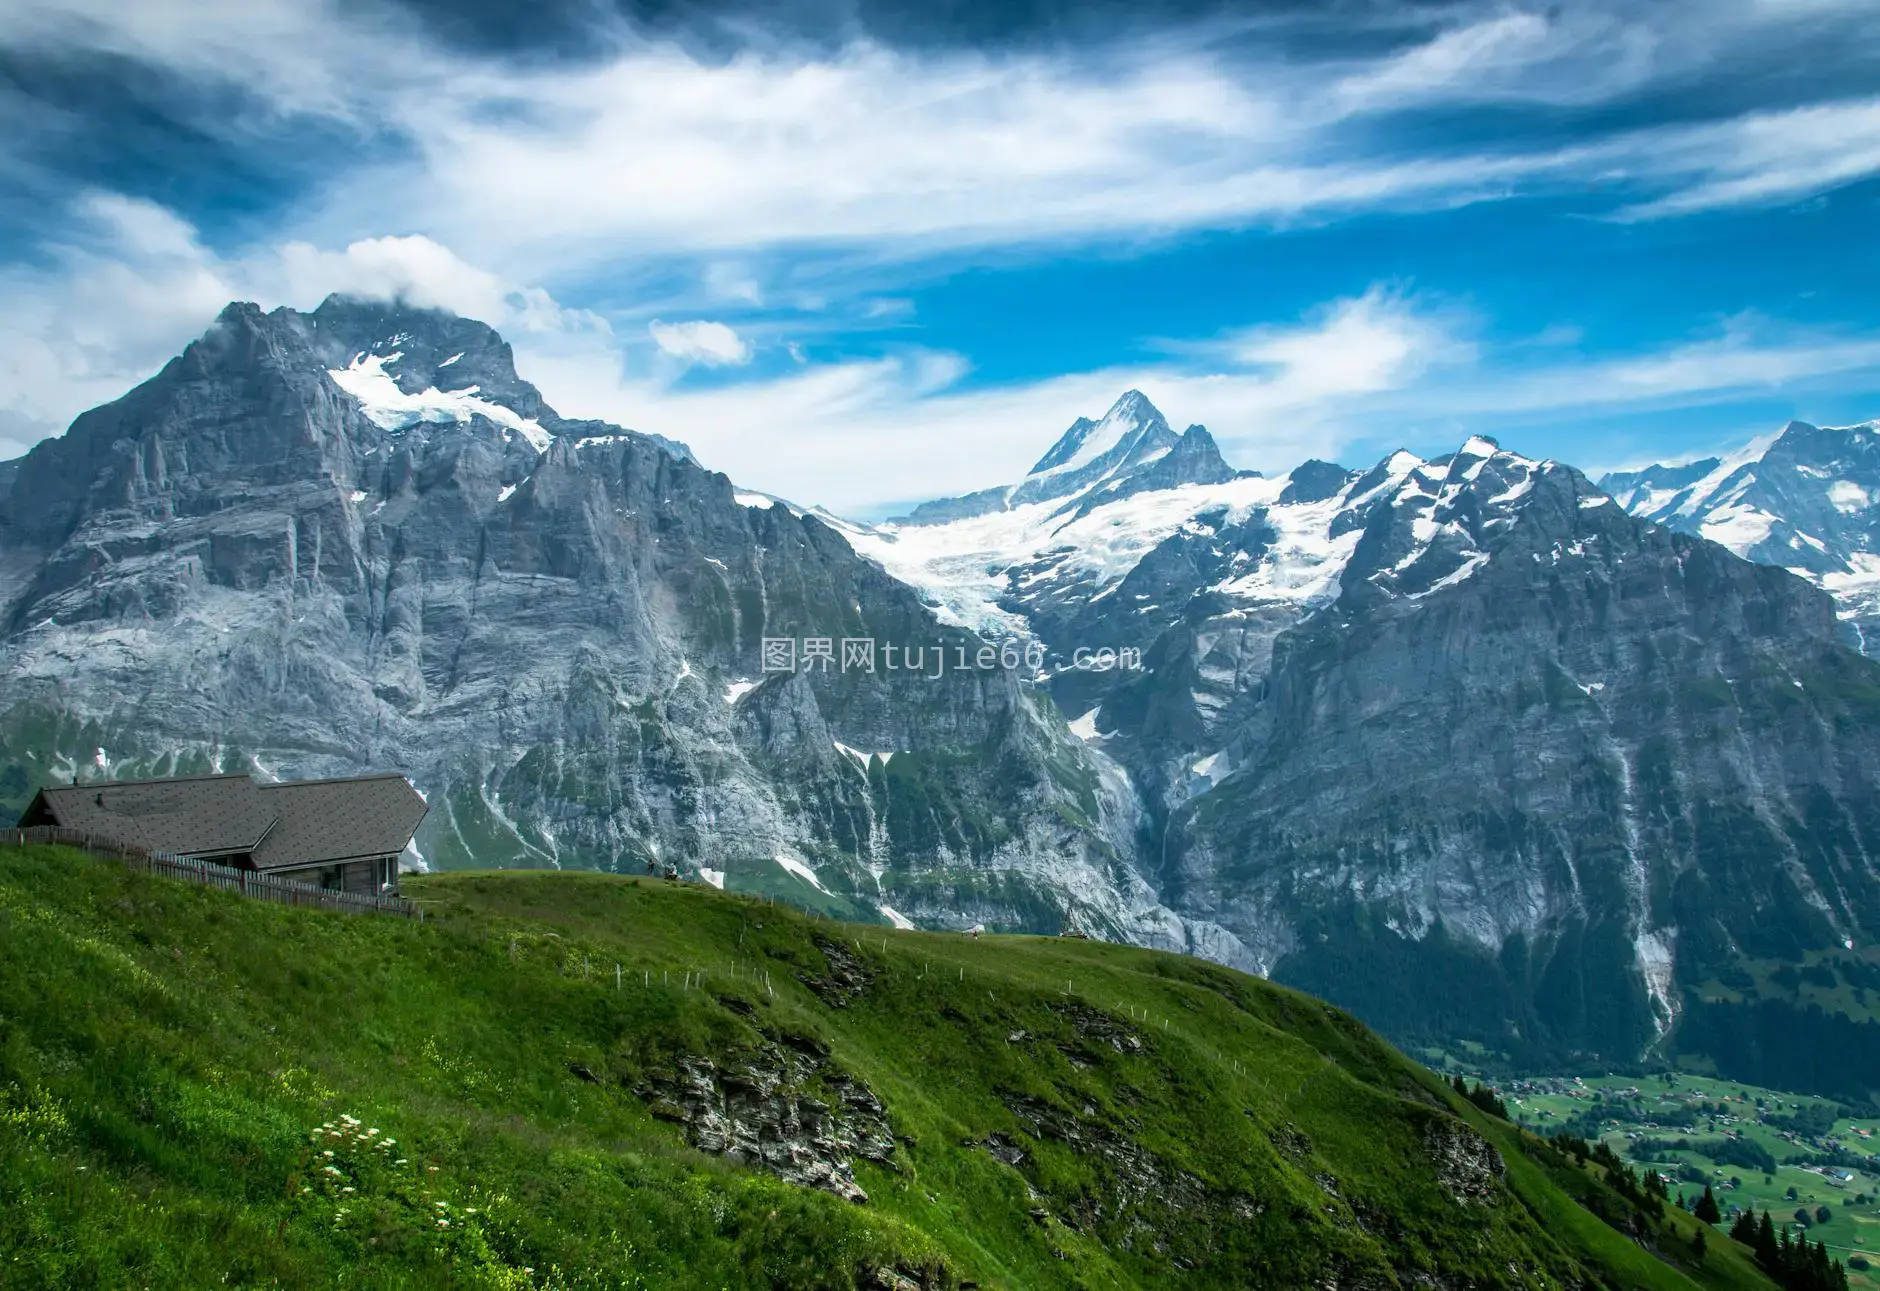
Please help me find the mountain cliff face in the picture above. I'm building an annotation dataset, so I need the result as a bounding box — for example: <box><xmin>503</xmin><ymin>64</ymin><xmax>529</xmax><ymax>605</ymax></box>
<box><xmin>0</xmin><ymin>298</ymin><xmax>1246</xmax><ymax>957</ymax></box>
<box><xmin>1163</xmin><ymin>447</ymin><xmax>1880</xmax><ymax>1066</ymax></box>
<box><xmin>1599</xmin><ymin>418</ymin><xmax>1880</xmax><ymax>655</ymax></box>
<box><xmin>845</xmin><ymin>411</ymin><xmax>1880</xmax><ymax>1083</ymax></box>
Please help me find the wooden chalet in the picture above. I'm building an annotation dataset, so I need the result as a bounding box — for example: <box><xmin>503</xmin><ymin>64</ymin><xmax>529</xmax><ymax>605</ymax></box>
<box><xmin>17</xmin><ymin>771</ymin><xmax>428</xmax><ymax>896</ymax></box>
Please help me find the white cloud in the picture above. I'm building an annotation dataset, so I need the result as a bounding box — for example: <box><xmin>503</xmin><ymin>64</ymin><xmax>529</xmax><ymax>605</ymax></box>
<box><xmin>1333</xmin><ymin>10</ymin><xmax>1660</xmax><ymax>110</ymax></box>
<box><xmin>648</xmin><ymin>319</ymin><xmax>753</xmax><ymax>366</ymax></box>
<box><xmin>1426</xmin><ymin>316</ymin><xmax>1880</xmax><ymax>415</ymax></box>
<box><xmin>522</xmin><ymin>287</ymin><xmax>1465</xmax><ymax>511</ymax></box>
<box><xmin>701</xmin><ymin>262</ymin><xmax>765</xmax><ymax>306</ymax></box>
<box><xmin>515</xmin><ymin>291</ymin><xmax>1880</xmax><ymax>514</ymax></box>
<box><xmin>1215</xmin><ymin>288</ymin><xmax>1473</xmax><ymax>400</ymax></box>
<box><xmin>1610</xmin><ymin>99</ymin><xmax>1880</xmax><ymax>218</ymax></box>
<box><xmin>0</xmin><ymin>195</ymin><xmax>601</xmax><ymax>453</ymax></box>
<box><xmin>8</xmin><ymin>0</ymin><xmax>1880</xmax><ymax>289</ymax></box>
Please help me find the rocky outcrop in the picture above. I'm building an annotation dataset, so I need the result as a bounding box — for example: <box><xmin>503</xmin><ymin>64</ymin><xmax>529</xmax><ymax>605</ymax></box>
<box><xmin>998</xmin><ymin>1092</ymin><xmax>1214</xmax><ymax>1243</ymax></box>
<box><xmin>1045</xmin><ymin>1001</ymin><xmax>1142</xmax><ymax>1059</ymax></box>
<box><xmin>796</xmin><ymin>936</ymin><xmax>875</xmax><ymax>1008</ymax></box>
<box><xmin>1421</xmin><ymin>1119</ymin><xmax>1505</xmax><ymax>1208</ymax></box>
<box><xmin>637</xmin><ymin>1039</ymin><xmax>896</xmax><ymax>1203</ymax></box>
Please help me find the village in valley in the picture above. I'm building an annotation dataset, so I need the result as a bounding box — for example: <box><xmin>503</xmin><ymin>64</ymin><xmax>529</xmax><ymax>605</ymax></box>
<box><xmin>1489</xmin><ymin>1070</ymin><xmax>1880</xmax><ymax>1282</ymax></box>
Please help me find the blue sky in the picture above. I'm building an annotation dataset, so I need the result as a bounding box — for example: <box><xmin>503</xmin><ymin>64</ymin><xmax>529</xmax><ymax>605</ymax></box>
<box><xmin>2</xmin><ymin>0</ymin><xmax>1880</xmax><ymax>514</ymax></box>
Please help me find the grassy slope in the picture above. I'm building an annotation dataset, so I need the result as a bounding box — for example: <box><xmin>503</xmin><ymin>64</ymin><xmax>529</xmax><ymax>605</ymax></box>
<box><xmin>0</xmin><ymin>848</ymin><xmax>1775</xmax><ymax>1289</ymax></box>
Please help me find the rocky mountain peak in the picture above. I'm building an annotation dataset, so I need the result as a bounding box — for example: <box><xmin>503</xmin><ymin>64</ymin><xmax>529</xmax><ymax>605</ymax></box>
<box><xmin>896</xmin><ymin>391</ymin><xmax>1238</xmax><ymax>526</ymax></box>
<box><xmin>306</xmin><ymin>295</ymin><xmax>553</xmax><ymax>424</ymax></box>
<box><xmin>1014</xmin><ymin>388</ymin><xmax>1176</xmax><ymax>495</ymax></box>
<box><xmin>1599</xmin><ymin>414</ymin><xmax>1880</xmax><ymax>651</ymax></box>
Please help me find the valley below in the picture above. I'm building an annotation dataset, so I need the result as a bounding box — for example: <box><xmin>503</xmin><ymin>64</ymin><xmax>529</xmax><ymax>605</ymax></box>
<box><xmin>1487</xmin><ymin>1069</ymin><xmax>1880</xmax><ymax>1290</ymax></box>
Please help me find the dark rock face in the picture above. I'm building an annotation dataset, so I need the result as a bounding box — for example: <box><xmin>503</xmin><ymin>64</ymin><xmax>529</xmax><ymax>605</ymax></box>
<box><xmin>796</xmin><ymin>936</ymin><xmax>876</xmax><ymax>1007</ymax></box>
<box><xmin>1279</xmin><ymin>460</ymin><xmax>1358</xmax><ymax>506</ymax></box>
<box><xmin>0</xmin><ymin>298</ymin><xmax>1226</xmax><ymax>952</ymax></box>
<box><xmin>1001</xmin><ymin>1091</ymin><xmax>1213</xmax><ymax>1238</ymax></box>
<box><xmin>1421</xmin><ymin>1120</ymin><xmax>1505</xmax><ymax>1208</ymax></box>
<box><xmin>1159</xmin><ymin>447</ymin><xmax>1880</xmax><ymax>1064</ymax></box>
<box><xmin>1046</xmin><ymin>1001</ymin><xmax>1143</xmax><ymax>1057</ymax></box>
<box><xmin>637</xmin><ymin>1041</ymin><xmax>896</xmax><ymax>1202</ymax></box>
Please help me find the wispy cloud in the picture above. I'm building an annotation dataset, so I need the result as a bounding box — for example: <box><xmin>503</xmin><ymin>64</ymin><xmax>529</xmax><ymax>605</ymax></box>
<box><xmin>648</xmin><ymin>319</ymin><xmax>753</xmax><ymax>366</ymax></box>
<box><xmin>1331</xmin><ymin>10</ymin><xmax>1661</xmax><ymax>110</ymax></box>
<box><xmin>0</xmin><ymin>193</ymin><xmax>602</xmax><ymax>456</ymax></box>
<box><xmin>522</xmin><ymin>292</ymin><xmax>1880</xmax><ymax>513</ymax></box>
<box><xmin>8</xmin><ymin>0</ymin><xmax>1880</xmax><ymax>281</ymax></box>
<box><xmin>1609</xmin><ymin>99</ymin><xmax>1880</xmax><ymax>219</ymax></box>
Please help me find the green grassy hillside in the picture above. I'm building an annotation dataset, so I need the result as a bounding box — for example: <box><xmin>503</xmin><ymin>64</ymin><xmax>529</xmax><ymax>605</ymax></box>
<box><xmin>0</xmin><ymin>846</ymin><xmax>1778</xmax><ymax>1289</ymax></box>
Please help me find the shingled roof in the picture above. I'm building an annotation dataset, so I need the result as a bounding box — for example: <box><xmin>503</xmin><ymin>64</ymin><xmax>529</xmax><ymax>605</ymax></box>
<box><xmin>252</xmin><ymin>775</ymin><xmax>428</xmax><ymax>870</ymax></box>
<box><xmin>19</xmin><ymin>771</ymin><xmax>427</xmax><ymax>873</ymax></box>
<box><xmin>22</xmin><ymin>773</ymin><xmax>276</xmax><ymax>858</ymax></box>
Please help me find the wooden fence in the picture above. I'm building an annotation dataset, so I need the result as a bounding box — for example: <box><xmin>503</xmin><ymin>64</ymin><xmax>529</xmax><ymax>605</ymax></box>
<box><xmin>3</xmin><ymin>825</ymin><xmax>422</xmax><ymax>920</ymax></box>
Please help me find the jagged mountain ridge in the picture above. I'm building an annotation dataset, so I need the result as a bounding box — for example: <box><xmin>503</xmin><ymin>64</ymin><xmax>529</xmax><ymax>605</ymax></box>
<box><xmin>1599</xmin><ymin>417</ymin><xmax>1880</xmax><ymax>654</ymax></box>
<box><xmin>839</xmin><ymin>397</ymin><xmax>1880</xmax><ymax>1086</ymax></box>
<box><xmin>0</xmin><ymin>297</ymin><xmax>1249</xmax><ymax>960</ymax></box>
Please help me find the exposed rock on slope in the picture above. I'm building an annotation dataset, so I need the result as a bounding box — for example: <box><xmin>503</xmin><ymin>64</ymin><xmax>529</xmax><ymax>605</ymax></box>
<box><xmin>637</xmin><ymin>1039</ymin><xmax>897</xmax><ymax>1203</ymax></box>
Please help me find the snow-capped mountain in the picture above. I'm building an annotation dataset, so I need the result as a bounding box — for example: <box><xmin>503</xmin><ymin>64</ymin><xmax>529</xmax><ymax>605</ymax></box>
<box><xmin>1599</xmin><ymin>418</ymin><xmax>1880</xmax><ymax>653</ymax></box>
<box><xmin>836</xmin><ymin>401</ymin><xmax>1560</xmax><ymax>726</ymax></box>
<box><xmin>833</xmin><ymin>396</ymin><xmax>1880</xmax><ymax>1086</ymax></box>
<box><xmin>893</xmin><ymin>389</ymin><xmax>1237</xmax><ymax>527</ymax></box>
